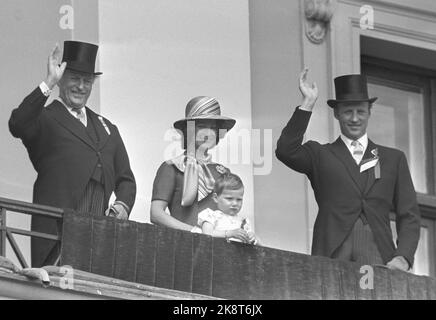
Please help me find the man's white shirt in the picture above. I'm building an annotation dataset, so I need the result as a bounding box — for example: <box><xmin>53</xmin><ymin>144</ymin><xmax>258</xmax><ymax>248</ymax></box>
<box><xmin>39</xmin><ymin>81</ymin><xmax>87</xmax><ymax>126</ymax></box>
<box><xmin>340</xmin><ymin>133</ymin><xmax>368</xmax><ymax>164</ymax></box>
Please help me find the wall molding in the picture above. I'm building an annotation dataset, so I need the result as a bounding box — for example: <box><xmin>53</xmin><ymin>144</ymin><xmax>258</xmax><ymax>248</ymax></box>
<box><xmin>350</xmin><ymin>18</ymin><xmax>436</xmax><ymax>45</ymax></box>
<box><xmin>304</xmin><ymin>0</ymin><xmax>334</xmax><ymax>44</ymax></box>
<box><xmin>339</xmin><ymin>0</ymin><xmax>436</xmax><ymax>22</ymax></box>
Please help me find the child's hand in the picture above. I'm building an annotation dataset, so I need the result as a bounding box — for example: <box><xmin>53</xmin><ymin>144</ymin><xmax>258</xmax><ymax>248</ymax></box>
<box><xmin>227</xmin><ymin>228</ymin><xmax>250</xmax><ymax>243</ymax></box>
<box><xmin>248</xmin><ymin>231</ymin><xmax>260</xmax><ymax>245</ymax></box>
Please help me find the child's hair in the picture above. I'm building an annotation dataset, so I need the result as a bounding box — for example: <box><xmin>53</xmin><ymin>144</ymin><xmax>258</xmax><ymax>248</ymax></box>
<box><xmin>213</xmin><ymin>172</ymin><xmax>244</xmax><ymax>196</ymax></box>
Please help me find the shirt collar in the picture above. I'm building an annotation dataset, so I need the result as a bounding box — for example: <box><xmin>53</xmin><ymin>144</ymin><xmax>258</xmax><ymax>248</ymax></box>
<box><xmin>56</xmin><ymin>97</ymin><xmax>85</xmax><ymax>113</ymax></box>
<box><xmin>340</xmin><ymin>133</ymin><xmax>368</xmax><ymax>150</ymax></box>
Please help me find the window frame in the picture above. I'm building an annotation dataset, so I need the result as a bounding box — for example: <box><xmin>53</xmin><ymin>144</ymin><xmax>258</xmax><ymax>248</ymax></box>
<box><xmin>362</xmin><ymin>55</ymin><xmax>436</xmax><ymax>206</ymax></box>
<box><xmin>363</xmin><ymin>56</ymin><xmax>436</xmax><ymax>277</ymax></box>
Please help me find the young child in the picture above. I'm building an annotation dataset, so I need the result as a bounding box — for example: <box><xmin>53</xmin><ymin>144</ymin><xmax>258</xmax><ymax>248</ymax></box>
<box><xmin>195</xmin><ymin>173</ymin><xmax>259</xmax><ymax>244</ymax></box>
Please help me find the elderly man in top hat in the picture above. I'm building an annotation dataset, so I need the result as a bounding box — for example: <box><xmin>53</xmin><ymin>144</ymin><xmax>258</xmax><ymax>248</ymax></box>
<box><xmin>9</xmin><ymin>41</ymin><xmax>136</xmax><ymax>267</ymax></box>
<box><xmin>276</xmin><ymin>69</ymin><xmax>420</xmax><ymax>271</ymax></box>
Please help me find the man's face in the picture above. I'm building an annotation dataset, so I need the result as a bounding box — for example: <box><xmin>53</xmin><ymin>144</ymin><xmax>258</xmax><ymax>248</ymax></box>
<box><xmin>58</xmin><ymin>70</ymin><xmax>95</xmax><ymax>109</ymax></box>
<box><xmin>213</xmin><ymin>188</ymin><xmax>244</xmax><ymax>216</ymax></box>
<box><xmin>334</xmin><ymin>102</ymin><xmax>371</xmax><ymax>140</ymax></box>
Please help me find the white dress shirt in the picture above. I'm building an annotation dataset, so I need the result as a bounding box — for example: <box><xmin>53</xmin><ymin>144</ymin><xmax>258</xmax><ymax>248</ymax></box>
<box><xmin>340</xmin><ymin>133</ymin><xmax>368</xmax><ymax>164</ymax></box>
<box><xmin>39</xmin><ymin>81</ymin><xmax>87</xmax><ymax>126</ymax></box>
<box><xmin>56</xmin><ymin>98</ymin><xmax>87</xmax><ymax>127</ymax></box>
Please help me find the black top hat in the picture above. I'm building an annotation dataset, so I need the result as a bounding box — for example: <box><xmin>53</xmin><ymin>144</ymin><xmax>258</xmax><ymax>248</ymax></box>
<box><xmin>62</xmin><ymin>41</ymin><xmax>102</xmax><ymax>75</ymax></box>
<box><xmin>327</xmin><ymin>74</ymin><xmax>377</xmax><ymax>108</ymax></box>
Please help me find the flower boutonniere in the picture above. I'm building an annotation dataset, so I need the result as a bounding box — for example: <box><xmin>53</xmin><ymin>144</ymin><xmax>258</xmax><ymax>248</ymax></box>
<box><xmin>98</xmin><ymin>116</ymin><xmax>111</xmax><ymax>135</ymax></box>
<box><xmin>216</xmin><ymin>165</ymin><xmax>228</xmax><ymax>175</ymax></box>
<box><xmin>360</xmin><ymin>148</ymin><xmax>381</xmax><ymax>179</ymax></box>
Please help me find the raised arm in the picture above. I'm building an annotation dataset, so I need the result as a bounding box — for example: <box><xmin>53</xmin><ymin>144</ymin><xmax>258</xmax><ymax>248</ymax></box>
<box><xmin>275</xmin><ymin>69</ymin><xmax>319</xmax><ymax>174</ymax></box>
<box><xmin>9</xmin><ymin>44</ymin><xmax>67</xmax><ymax>142</ymax></box>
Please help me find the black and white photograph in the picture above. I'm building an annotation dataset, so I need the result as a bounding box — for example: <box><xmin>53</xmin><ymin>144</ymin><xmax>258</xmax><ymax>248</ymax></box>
<box><xmin>0</xmin><ymin>0</ymin><xmax>436</xmax><ymax>306</ymax></box>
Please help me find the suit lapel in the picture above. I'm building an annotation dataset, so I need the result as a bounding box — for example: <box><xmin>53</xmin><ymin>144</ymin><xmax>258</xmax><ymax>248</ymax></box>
<box><xmin>328</xmin><ymin>138</ymin><xmax>365</xmax><ymax>193</ymax></box>
<box><xmin>363</xmin><ymin>140</ymin><xmax>379</xmax><ymax>195</ymax></box>
<box><xmin>86</xmin><ymin>108</ymin><xmax>110</xmax><ymax>150</ymax></box>
<box><xmin>48</xmin><ymin>101</ymin><xmax>96</xmax><ymax>150</ymax></box>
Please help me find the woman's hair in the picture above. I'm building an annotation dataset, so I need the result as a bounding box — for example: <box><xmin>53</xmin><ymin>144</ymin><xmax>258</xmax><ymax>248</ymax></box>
<box><xmin>214</xmin><ymin>172</ymin><xmax>244</xmax><ymax>196</ymax></box>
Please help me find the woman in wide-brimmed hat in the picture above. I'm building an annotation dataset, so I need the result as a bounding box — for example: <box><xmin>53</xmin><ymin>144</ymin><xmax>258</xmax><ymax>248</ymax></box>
<box><xmin>150</xmin><ymin>97</ymin><xmax>251</xmax><ymax>242</ymax></box>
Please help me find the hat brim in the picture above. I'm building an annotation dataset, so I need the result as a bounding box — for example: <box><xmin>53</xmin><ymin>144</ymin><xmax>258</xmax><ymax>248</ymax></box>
<box><xmin>174</xmin><ymin>116</ymin><xmax>236</xmax><ymax>132</ymax></box>
<box><xmin>65</xmin><ymin>65</ymin><xmax>102</xmax><ymax>76</ymax></box>
<box><xmin>327</xmin><ymin>97</ymin><xmax>377</xmax><ymax>108</ymax></box>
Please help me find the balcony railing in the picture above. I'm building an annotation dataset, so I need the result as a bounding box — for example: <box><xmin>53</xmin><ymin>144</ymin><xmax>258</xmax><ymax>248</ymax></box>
<box><xmin>1</xmin><ymin>196</ymin><xmax>436</xmax><ymax>299</ymax></box>
<box><xmin>0</xmin><ymin>197</ymin><xmax>63</xmax><ymax>268</ymax></box>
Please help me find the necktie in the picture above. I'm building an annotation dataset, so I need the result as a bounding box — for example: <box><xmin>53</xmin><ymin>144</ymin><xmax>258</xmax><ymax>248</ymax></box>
<box><xmin>351</xmin><ymin>140</ymin><xmax>364</xmax><ymax>164</ymax></box>
<box><xmin>73</xmin><ymin>108</ymin><xmax>86</xmax><ymax>126</ymax></box>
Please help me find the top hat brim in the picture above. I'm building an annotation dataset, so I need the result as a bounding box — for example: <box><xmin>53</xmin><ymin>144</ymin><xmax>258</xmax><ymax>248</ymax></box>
<box><xmin>64</xmin><ymin>63</ymin><xmax>102</xmax><ymax>76</ymax></box>
<box><xmin>327</xmin><ymin>97</ymin><xmax>377</xmax><ymax>108</ymax></box>
<box><xmin>173</xmin><ymin>116</ymin><xmax>236</xmax><ymax>132</ymax></box>
<box><xmin>66</xmin><ymin>66</ymin><xmax>103</xmax><ymax>76</ymax></box>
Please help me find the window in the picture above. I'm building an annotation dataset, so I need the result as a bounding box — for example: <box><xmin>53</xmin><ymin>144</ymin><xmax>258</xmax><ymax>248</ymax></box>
<box><xmin>362</xmin><ymin>44</ymin><xmax>436</xmax><ymax>277</ymax></box>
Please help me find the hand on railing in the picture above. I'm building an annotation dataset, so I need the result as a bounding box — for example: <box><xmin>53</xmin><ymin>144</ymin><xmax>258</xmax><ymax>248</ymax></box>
<box><xmin>1</xmin><ymin>256</ymin><xmax>50</xmax><ymax>287</ymax></box>
<box><xmin>386</xmin><ymin>256</ymin><xmax>410</xmax><ymax>272</ymax></box>
<box><xmin>105</xmin><ymin>201</ymin><xmax>129</xmax><ymax>220</ymax></box>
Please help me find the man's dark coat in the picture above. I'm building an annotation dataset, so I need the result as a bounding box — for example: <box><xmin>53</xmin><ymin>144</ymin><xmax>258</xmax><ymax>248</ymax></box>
<box><xmin>9</xmin><ymin>87</ymin><xmax>136</xmax><ymax>267</ymax></box>
<box><xmin>276</xmin><ymin>107</ymin><xmax>420</xmax><ymax>265</ymax></box>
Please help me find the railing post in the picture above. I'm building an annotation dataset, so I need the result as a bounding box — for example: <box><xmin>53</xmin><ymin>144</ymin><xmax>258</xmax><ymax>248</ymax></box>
<box><xmin>0</xmin><ymin>208</ymin><xmax>6</xmax><ymax>257</ymax></box>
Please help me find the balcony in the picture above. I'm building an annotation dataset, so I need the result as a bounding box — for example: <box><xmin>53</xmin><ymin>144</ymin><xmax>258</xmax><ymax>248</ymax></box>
<box><xmin>1</xmin><ymin>197</ymin><xmax>436</xmax><ymax>300</ymax></box>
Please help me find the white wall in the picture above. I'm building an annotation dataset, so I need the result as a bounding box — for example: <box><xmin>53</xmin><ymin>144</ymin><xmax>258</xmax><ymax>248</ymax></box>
<box><xmin>249</xmin><ymin>0</ymin><xmax>311</xmax><ymax>253</ymax></box>
<box><xmin>3</xmin><ymin>0</ymin><xmax>435</xmax><ymax>267</ymax></box>
<box><xmin>97</xmin><ymin>0</ymin><xmax>254</xmax><ymax>224</ymax></box>
<box><xmin>0</xmin><ymin>0</ymin><xmax>74</xmax><ymax>266</ymax></box>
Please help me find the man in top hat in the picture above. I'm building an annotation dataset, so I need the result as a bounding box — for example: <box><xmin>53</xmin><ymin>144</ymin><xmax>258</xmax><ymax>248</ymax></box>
<box><xmin>275</xmin><ymin>69</ymin><xmax>420</xmax><ymax>271</ymax></box>
<box><xmin>9</xmin><ymin>41</ymin><xmax>136</xmax><ymax>267</ymax></box>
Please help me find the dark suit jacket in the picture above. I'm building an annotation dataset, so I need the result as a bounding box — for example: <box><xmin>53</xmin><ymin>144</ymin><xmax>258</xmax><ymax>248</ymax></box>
<box><xmin>9</xmin><ymin>87</ymin><xmax>136</xmax><ymax>266</ymax></box>
<box><xmin>275</xmin><ymin>107</ymin><xmax>420</xmax><ymax>265</ymax></box>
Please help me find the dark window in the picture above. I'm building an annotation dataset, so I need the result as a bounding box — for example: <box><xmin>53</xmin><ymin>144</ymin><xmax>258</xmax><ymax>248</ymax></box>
<box><xmin>361</xmin><ymin>37</ymin><xmax>436</xmax><ymax>276</ymax></box>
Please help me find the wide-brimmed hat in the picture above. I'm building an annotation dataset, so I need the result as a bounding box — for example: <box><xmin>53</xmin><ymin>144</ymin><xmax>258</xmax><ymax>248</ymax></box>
<box><xmin>327</xmin><ymin>74</ymin><xmax>377</xmax><ymax>108</ymax></box>
<box><xmin>62</xmin><ymin>40</ymin><xmax>102</xmax><ymax>76</ymax></box>
<box><xmin>173</xmin><ymin>96</ymin><xmax>236</xmax><ymax>132</ymax></box>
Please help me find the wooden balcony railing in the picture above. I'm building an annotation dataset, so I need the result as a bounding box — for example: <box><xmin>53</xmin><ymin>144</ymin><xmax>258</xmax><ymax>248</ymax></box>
<box><xmin>1</xmin><ymin>196</ymin><xmax>436</xmax><ymax>299</ymax></box>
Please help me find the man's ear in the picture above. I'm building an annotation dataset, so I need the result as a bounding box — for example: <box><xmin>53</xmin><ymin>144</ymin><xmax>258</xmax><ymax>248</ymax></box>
<box><xmin>333</xmin><ymin>108</ymin><xmax>339</xmax><ymax>120</ymax></box>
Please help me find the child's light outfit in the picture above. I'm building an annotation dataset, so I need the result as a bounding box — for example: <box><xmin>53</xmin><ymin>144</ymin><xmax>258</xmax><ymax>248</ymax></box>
<box><xmin>192</xmin><ymin>208</ymin><xmax>256</xmax><ymax>244</ymax></box>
